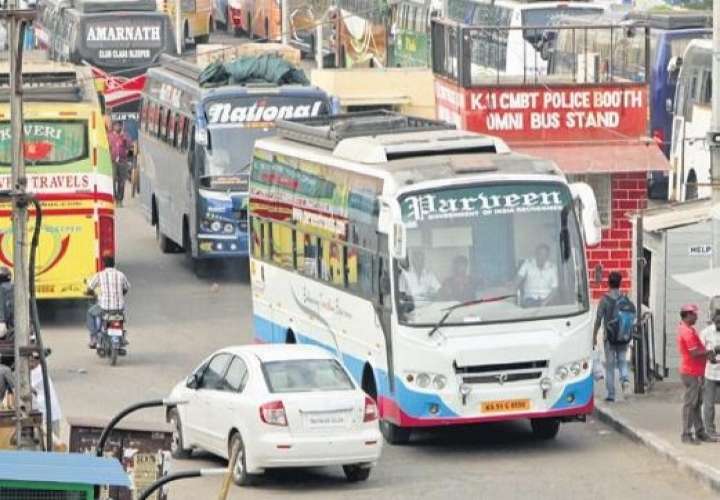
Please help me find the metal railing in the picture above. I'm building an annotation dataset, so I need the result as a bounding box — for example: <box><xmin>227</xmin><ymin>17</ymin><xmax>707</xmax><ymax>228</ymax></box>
<box><xmin>431</xmin><ymin>18</ymin><xmax>650</xmax><ymax>88</ymax></box>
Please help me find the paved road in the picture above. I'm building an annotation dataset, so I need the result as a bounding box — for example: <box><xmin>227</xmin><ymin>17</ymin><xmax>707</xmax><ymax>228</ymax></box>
<box><xmin>36</xmin><ymin>198</ymin><xmax>716</xmax><ymax>500</ymax></box>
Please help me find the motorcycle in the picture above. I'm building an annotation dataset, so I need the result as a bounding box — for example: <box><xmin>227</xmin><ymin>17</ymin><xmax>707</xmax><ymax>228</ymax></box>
<box><xmin>96</xmin><ymin>310</ymin><xmax>127</xmax><ymax>366</ymax></box>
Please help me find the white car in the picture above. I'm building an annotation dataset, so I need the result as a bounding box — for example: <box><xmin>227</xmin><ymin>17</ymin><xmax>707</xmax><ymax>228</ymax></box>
<box><xmin>167</xmin><ymin>344</ymin><xmax>382</xmax><ymax>485</ymax></box>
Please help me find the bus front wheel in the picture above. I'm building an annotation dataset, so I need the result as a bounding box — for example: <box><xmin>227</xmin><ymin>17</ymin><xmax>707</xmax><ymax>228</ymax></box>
<box><xmin>380</xmin><ymin>420</ymin><xmax>411</xmax><ymax>445</ymax></box>
<box><xmin>530</xmin><ymin>418</ymin><xmax>560</xmax><ymax>440</ymax></box>
<box><xmin>156</xmin><ymin>222</ymin><xmax>175</xmax><ymax>254</ymax></box>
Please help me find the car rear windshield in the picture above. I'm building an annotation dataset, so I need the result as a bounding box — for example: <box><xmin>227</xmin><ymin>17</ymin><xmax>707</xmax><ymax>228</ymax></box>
<box><xmin>262</xmin><ymin>359</ymin><xmax>355</xmax><ymax>393</ymax></box>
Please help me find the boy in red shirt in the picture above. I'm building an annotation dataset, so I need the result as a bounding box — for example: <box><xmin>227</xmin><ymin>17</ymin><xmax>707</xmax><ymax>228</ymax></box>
<box><xmin>678</xmin><ymin>304</ymin><xmax>717</xmax><ymax>444</ymax></box>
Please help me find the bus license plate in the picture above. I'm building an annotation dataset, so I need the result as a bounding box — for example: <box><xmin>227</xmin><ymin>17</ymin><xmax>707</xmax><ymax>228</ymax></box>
<box><xmin>481</xmin><ymin>399</ymin><xmax>531</xmax><ymax>414</ymax></box>
<box><xmin>107</xmin><ymin>328</ymin><xmax>123</xmax><ymax>337</ymax></box>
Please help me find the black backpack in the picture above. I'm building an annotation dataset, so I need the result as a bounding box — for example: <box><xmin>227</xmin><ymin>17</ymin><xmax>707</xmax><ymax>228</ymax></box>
<box><xmin>604</xmin><ymin>294</ymin><xmax>636</xmax><ymax>345</ymax></box>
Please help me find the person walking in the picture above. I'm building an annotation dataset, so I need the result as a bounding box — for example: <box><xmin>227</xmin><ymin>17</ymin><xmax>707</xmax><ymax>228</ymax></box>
<box><xmin>677</xmin><ymin>304</ymin><xmax>717</xmax><ymax>444</ymax></box>
<box><xmin>107</xmin><ymin>121</ymin><xmax>133</xmax><ymax>206</ymax></box>
<box><xmin>701</xmin><ymin>310</ymin><xmax>720</xmax><ymax>438</ymax></box>
<box><xmin>592</xmin><ymin>271</ymin><xmax>635</xmax><ymax>402</ymax></box>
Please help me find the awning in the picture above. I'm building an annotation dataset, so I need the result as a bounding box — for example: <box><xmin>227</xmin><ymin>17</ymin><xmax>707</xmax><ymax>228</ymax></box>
<box><xmin>673</xmin><ymin>267</ymin><xmax>720</xmax><ymax>298</ymax></box>
<box><xmin>513</xmin><ymin>140</ymin><xmax>669</xmax><ymax>174</ymax></box>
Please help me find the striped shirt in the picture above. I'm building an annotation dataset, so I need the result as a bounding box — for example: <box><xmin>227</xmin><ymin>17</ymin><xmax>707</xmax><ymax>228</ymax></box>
<box><xmin>88</xmin><ymin>268</ymin><xmax>130</xmax><ymax>311</ymax></box>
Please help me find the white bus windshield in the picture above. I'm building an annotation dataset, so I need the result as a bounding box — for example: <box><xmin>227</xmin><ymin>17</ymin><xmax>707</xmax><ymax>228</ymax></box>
<box><xmin>397</xmin><ymin>182</ymin><xmax>588</xmax><ymax>326</ymax></box>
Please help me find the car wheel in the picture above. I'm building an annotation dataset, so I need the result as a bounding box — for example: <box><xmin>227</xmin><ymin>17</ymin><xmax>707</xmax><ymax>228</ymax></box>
<box><xmin>379</xmin><ymin>420</ymin><xmax>411</xmax><ymax>445</ymax></box>
<box><xmin>169</xmin><ymin>409</ymin><xmax>192</xmax><ymax>459</ymax></box>
<box><xmin>530</xmin><ymin>418</ymin><xmax>560</xmax><ymax>440</ymax></box>
<box><xmin>343</xmin><ymin>464</ymin><xmax>371</xmax><ymax>482</ymax></box>
<box><xmin>229</xmin><ymin>433</ymin><xmax>258</xmax><ymax>486</ymax></box>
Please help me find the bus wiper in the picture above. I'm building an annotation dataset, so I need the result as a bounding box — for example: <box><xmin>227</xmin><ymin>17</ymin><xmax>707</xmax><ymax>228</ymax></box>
<box><xmin>428</xmin><ymin>294</ymin><xmax>515</xmax><ymax>338</ymax></box>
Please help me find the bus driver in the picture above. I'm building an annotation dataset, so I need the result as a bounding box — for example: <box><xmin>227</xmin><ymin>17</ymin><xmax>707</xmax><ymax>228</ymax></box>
<box><xmin>516</xmin><ymin>243</ymin><xmax>558</xmax><ymax>307</ymax></box>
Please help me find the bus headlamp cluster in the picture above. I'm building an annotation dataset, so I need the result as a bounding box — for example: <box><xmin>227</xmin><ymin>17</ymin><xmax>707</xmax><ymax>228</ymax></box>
<box><xmin>554</xmin><ymin>358</ymin><xmax>590</xmax><ymax>382</ymax></box>
<box><xmin>405</xmin><ymin>371</ymin><xmax>447</xmax><ymax>390</ymax></box>
<box><xmin>201</xmin><ymin>219</ymin><xmax>235</xmax><ymax>234</ymax></box>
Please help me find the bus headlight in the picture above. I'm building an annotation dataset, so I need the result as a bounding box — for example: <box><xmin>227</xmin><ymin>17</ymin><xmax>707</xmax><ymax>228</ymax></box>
<box><xmin>570</xmin><ymin>362</ymin><xmax>582</xmax><ymax>377</ymax></box>
<box><xmin>223</xmin><ymin>223</ymin><xmax>234</xmax><ymax>234</ymax></box>
<box><xmin>555</xmin><ymin>366</ymin><xmax>569</xmax><ymax>381</ymax></box>
<box><xmin>210</xmin><ymin>221</ymin><xmax>222</xmax><ymax>232</ymax></box>
<box><xmin>416</xmin><ymin>373</ymin><xmax>431</xmax><ymax>388</ymax></box>
<box><xmin>555</xmin><ymin>358</ymin><xmax>591</xmax><ymax>382</ymax></box>
<box><xmin>433</xmin><ymin>375</ymin><xmax>447</xmax><ymax>390</ymax></box>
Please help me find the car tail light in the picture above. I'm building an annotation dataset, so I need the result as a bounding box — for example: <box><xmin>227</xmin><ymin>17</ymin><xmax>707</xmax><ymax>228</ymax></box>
<box><xmin>108</xmin><ymin>320</ymin><xmax>123</xmax><ymax>329</ymax></box>
<box><xmin>363</xmin><ymin>396</ymin><xmax>378</xmax><ymax>422</ymax></box>
<box><xmin>259</xmin><ymin>400</ymin><xmax>287</xmax><ymax>426</ymax></box>
<box><xmin>652</xmin><ymin>128</ymin><xmax>665</xmax><ymax>146</ymax></box>
<box><xmin>99</xmin><ymin>215</ymin><xmax>115</xmax><ymax>268</ymax></box>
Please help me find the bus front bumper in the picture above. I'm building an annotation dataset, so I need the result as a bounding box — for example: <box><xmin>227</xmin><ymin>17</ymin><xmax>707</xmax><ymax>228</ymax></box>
<box><xmin>379</xmin><ymin>375</ymin><xmax>594</xmax><ymax>427</ymax></box>
<box><xmin>197</xmin><ymin>233</ymin><xmax>248</xmax><ymax>259</ymax></box>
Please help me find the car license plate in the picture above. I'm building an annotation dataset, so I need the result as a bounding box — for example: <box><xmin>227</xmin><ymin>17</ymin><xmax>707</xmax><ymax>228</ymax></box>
<box><xmin>107</xmin><ymin>328</ymin><xmax>123</xmax><ymax>337</ymax></box>
<box><xmin>303</xmin><ymin>412</ymin><xmax>347</xmax><ymax>428</ymax></box>
<box><xmin>481</xmin><ymin>399</ymin><xmax>531</xmax><ymax>413</ymax></box>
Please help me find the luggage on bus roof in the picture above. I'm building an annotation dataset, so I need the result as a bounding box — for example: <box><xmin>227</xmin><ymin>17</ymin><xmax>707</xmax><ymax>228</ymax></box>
<box><xmin>199</xmin><ymin>55</ymin><xmax>309</xmax><ymax>88</ymax></box>
<box><xmin>72</xmin><ymin>0</ymin><xmax>157</xmax><ymax>13</ymax></box>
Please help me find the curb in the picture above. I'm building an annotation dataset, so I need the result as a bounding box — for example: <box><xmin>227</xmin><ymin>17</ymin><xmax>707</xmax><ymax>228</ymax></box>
<box><xmin>594</xmin><ymin>404</ymin><xmax>720</xmax><ymax>493</ymax></box>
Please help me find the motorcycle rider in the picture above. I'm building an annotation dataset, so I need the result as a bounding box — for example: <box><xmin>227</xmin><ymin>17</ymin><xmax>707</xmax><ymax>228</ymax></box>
<box><xmin>86</xmin><ymin>255</ymin><xmax>130</xmax><ymax>349</ymax></box>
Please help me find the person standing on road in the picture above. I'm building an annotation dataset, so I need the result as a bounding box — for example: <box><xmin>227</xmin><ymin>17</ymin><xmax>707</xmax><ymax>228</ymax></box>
<box><xmin>701</xmin><ymin>310</ymin><xmax>720</xmax><ymax>438</ymax></box>
<box><xmin>108</xmin><ymin>121</ymin><xmax>133</xmax><ymax>206</ymax></box>
<box><xmin>677</xmin><ymin>304</ymin><xmax>717</xmax><ymax>445</ymax></box>
<box><xmin>592</xmin><ymin>271</ymin><xmax>632</xmax><ymax>402</ymax></box>
<box><xmin>86</xmin><ymin>255</ymin><xmax>130</xmax><ymax>348</ymax></box>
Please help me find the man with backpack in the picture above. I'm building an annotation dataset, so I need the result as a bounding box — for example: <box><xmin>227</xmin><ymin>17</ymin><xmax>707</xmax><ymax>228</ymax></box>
<box><xmin>592</xmin><ymin>271</ymin><xmax>636</xmax><ymax>402</ymax></box>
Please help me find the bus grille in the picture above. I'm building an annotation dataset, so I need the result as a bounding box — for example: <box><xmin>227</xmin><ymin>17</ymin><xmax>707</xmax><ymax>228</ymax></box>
<box><xmin>454</xmin><ymin>360</ymin><xmax>548</xmax><ymax>385</ymax></box>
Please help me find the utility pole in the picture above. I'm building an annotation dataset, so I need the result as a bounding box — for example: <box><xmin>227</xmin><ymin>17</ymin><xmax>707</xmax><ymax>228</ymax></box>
<box><xmin>175</xmin><ymin>0</ymin><xmax>182</xmax><ymax>55</ymax></box>
<box><xmin>712</xmin><ymin>0</ymin><xmax>720</xmax><ymax>269</ymax></box>
<box><xmin>280</xmin><ymin>0</ymin><xmax>289</xmax><ymax>45</ymax></box>
<box><xmin>3</xmin><ymin>0</ymin><xmax>36</xmax><ymax>449</ymax></box>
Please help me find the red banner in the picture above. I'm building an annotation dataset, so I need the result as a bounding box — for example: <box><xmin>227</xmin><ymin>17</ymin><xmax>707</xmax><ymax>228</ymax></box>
<box><xmin>435</xmin><ymin>78</ymin><xmax>649</xmax><ymax>144</ymax></box>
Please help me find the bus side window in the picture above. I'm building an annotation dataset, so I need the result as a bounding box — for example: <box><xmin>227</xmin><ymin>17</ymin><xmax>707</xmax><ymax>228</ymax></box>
<box><xmin>271</xmin><ymin>223</ymin><xmax>293</xmax><ymax>269</ymax></box>
<box><xmin>177</xmin><ymin>116</ymin><xmax>186</xmax><ymax>151</ymax></box>
<box><xmin>167</xmin><ymin>112</ymin><xmax>176</xmax><ymax>145</ymax></box>
<box><xmin>251</xmin><ymin>217</ymin><xmax>262</xmax><ymax>259</ymax></box>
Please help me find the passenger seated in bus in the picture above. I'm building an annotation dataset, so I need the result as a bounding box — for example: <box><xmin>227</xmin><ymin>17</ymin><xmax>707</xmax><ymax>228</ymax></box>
<box><xmin>439</xmin><ymin>255</ymin><xmax>479</xmax><ymax>302</ymax></box>
<box><xmin>516</xmin><ymin>243</ymin><xmax>558</xmax><ymax>308</ymax></box>
<box><xmin>399</xmin><ymin>250</ymin><xmax>440</xmax><ymax>302</ymax></box>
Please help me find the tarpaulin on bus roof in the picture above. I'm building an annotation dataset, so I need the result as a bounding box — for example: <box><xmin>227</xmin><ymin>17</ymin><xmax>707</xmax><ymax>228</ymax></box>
<box><xmin>199</xmin><ymin>55</ymin><xmax>309</xmax><ymax>88</ymax></box>
<box><xmin>513</xmin><ymin>140</ymin><xmax>669</xmax><ymax>174</ymax></box>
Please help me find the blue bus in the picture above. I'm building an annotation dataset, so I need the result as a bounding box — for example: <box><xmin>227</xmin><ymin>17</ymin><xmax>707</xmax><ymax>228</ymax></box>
<box><xmin>138</xmin><ymin>55</ymin><xmax>333</xmax><ymax>274</ymax></box>
<box><xmin>626</xmin><ymin>12</ymin><xmax>711</xmax><ymax>199</ymax></box>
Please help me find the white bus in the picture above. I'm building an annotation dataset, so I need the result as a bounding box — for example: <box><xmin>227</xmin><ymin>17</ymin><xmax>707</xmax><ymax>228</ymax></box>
<box><xmin>248</xmin><ymin>112</ymin><xmax>601</xmax><ymax>444</ymax></box>
<box><xmin>668</xmin><ymin>38</ymin><xmax>711</xmax><ymax>201</ymax></box>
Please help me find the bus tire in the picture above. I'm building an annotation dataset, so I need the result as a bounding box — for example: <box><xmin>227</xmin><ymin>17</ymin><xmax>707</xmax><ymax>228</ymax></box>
<box><xmin>285</xmin><ymin>329</ymin><xmax>296</xmax><ymax>344</ymax></box>
<box><xmin>380</xmin><ymin>420</ymin><xmax>411</xmax><ymax>445</ymax></box>
<box><xmin>530</xmin><ymin>418</ymin><xmax>560</xmax><ymax>440</ymax></box>
<box><xmin>156</xmin><ymin>222</ymin><xmax>175</xmax><ymax>254</ymax></box>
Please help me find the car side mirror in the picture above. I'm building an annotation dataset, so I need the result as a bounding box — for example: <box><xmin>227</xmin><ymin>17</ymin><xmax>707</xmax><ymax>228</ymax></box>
<box><xmin>186</xmin><ymin>373</ymin><xmax>199</xmax><ymax>389</ymax></box>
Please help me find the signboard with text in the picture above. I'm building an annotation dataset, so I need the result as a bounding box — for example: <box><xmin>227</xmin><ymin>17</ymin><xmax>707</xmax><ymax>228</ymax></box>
<box><xmin>435</xmin><ymin>78</ymin><xmax>649</xmax><ymax>143</ymax></box>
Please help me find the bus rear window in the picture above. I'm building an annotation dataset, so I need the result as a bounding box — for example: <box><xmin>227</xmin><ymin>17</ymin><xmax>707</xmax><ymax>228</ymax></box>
<box><xmin>0</xmin><ymin>120</ymin><xmax>88</xmax><ymax>165</ymax></box>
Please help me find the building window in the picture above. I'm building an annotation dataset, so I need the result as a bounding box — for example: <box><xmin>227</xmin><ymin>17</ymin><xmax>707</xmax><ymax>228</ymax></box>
<box><xmin>568</xmin><ymin>174</ymin><xmax>612</xmax><ymax>228</ymax></box>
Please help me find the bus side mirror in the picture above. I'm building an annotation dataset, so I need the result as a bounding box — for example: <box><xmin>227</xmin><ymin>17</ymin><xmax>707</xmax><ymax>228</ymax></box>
<box><xmin>378</xmin><ymin>197</ymin><xmax>407</xmax><ymax>260</ymax></box>
<box><xmin>392</xmin><ymin>222</ymin><xmax>407</xmax><ymax>260</ymax></box>
<box><xmin>569</xmin><ymin>182</ymin><xmax>602</xmax><ymax>247</ymax></box>
<box><xmin>667</xmin><ymin>56</ymin><xmax>682</xmax><ymax>83</ymax></box>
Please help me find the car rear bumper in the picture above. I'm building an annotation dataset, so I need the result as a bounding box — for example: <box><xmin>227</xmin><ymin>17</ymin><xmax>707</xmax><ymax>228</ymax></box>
<box><xmin>250</xmin><ymin>427</ymin><xmax>382</xmax><ymax>471</ymax></box>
